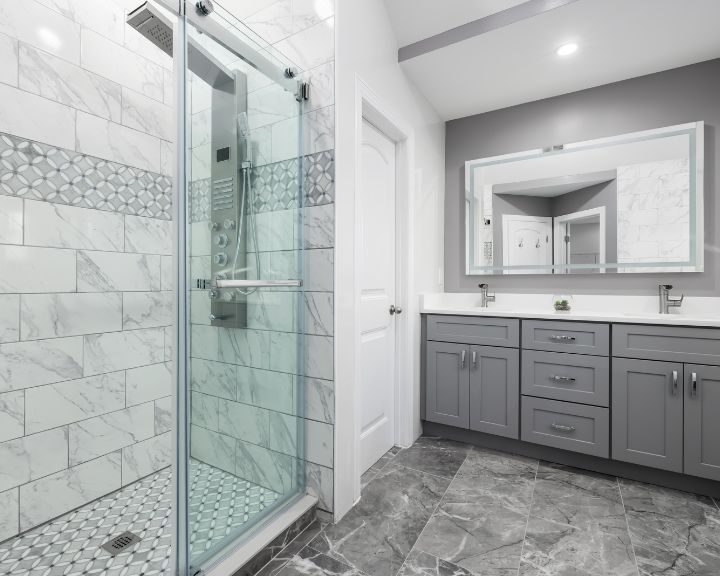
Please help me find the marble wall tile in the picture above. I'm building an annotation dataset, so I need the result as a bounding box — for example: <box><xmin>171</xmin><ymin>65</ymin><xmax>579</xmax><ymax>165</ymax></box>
<box><xmin>302</xmin><ymin>61</ymin><xmax>334</xmax><ymax>112</ymax></box>
<box><xmin>25</xmin><ymin>371</ymin><xmax>125</xmax><ymax>434</ymax></box>
<box><xmin>76</xmin><ymin>111</ymin><xmax>161</xmax><ymax>174</ymax></box>
<box><xmin>303</xmin><ymin>204</ymin><xmax>334</xmax><ymax>249</ymax></box>
<box><xmin>0</xmin><ymin>32</ymin><xmax>18</xmax><ymax>87</ymax></box>
<box><xmin>19</xmin><ymin>44</ymin><xmax>122</xmax><ymax>122</ymax></box>
<box><xmin>292</xmin><ymin>0</ymin><xmax>334</xmax><ymax>33</ymax></box>
<box><xmin>219</xmin><ymin>328</ymin><xmax>271</xmax><ymax>369</ymax></box>
<box><xmin>0</xmin><ymin>245</ymin><xmax>77</xmax><ymax>294</ymax></box>
<box><xmin>304</xmin><ymin>106</ymin><xmax>335</xmax><ymax>155</ymax></box>
<box><xmin>304</xmin><ymin>248</ymin><xmax>333</xmax><ymax>292</ymax></box>
<box><xmin>0</xmin><ymin>391</ymin><xmax>24</xmax><ymax>443</ymax></box>
<box><xmin>245</xmin><ymin>0</ymin><xmax>292</xmax><ymax>44</ymax></box>
<box><xmin>24</xmin><ymin>200</ymin><xmax>125</xmax><ymax>251</ymax></box>
<box><xmin>0</xmin><ymin>83</ymin><xmax>76</xmax><ymax>150</ymax></box>
<box><xmin>0</xmin><ymin>488</ymin><xmax>19</xmax><ymax>542</ymax></box>
<box><xmin>248</xmin><ymin>83</ymin><xmax>298</xmax><ymax>129</ymax></box>
<box><xmin>84</xmin><ymin>328</ymin><xmax>164</xmax><ymax>375</ymax></box>
<box><xmin>125</xmin><ymin>214</ymin><xmax>173</xmax><ymax>255</ymax></box>
<box><xmin>305</xmin><ymin>377</ymin><xmax>334</xmax><ymax>424</ymax></box>
<box><xmin>191</xmin><ymin>324</ymin><xmax>219</xmax><ymax>361</ymax></box>
<box><xmin>305</xmin><ymin>418</ymin><xmax>333</xmax><ymax>467</ymax></box>
<box><xmin>20</xmin><ymin>292</ymin><xmax>122</xmax><ymax>340</ymax></box>
<box><xmin>154</xmin><ymin>396</ymin><xmax>171</xmax><ymax>435</ymax></box>
<box><xmin>0</xmin><ymin>427</ymin><xmax>68</xmax><ymax>492</ymax></box>
<box><xmin>305</xmin><ymin>461</ymin><xmax>333</xmax><ymax>512</ymax></box>
<box><xmin>191</xmin><ymin>108</ymin><xmax>210</xmax><ymax>148</ymax></box>
<box><xmin>80</xmin><ymin>28</ymin><xmax>163</xmax><ymax>102</ymax></box>
<box><xmin>236</xmin><ymin>439</ymin><xmax>294</xmax><ymax>494</ymax></box>
<box><xmin>77</xmin><ymin>250</ymin><xmax>160</xmax><ymax>292</ymax></box>
<box><xmin>250</xmin><ymin>125</ymin><xmax>272</xmax><ymax>167</ymax></box>
<box><xmin>274</xmin><ymin>17</ymin><xmax>334</xmax><ymax>71</ymax></box>
<box><xmin>68</xmin><ymin>402</ymin><xmax>155</xmax><ymax>465</ymax></box>
<box><xmin>161</xmin><ymin>256</ymin><xmax>173</xmax><ymax>290</ymax></box>
<box><xmin>160</xmin><ymin>140</ymin><xmax>174</xmax><ymax>177</ymax></box>
<box><xmin>270</xmin><ymin>116</ymin><xmax>300</xmax><ymax>163</ymax></box>
<box><xmin>0</xmin><ymin>295</ymin><xmax>20</xmax><ymax>344</ymax></box>
<box><xmin>126</xmin><ymin>362</ymin><xmax>172</xmax><ymax>406</ymax></box>
<box><xmin>191</xmin><ymin>145</ymin><xmax>211</xmax><ymax>181</ymax></box>
<box><xmin>35</xmin><ymin>0</ymin><xmax>125</xmax><ymax>44</ymax></box>
<box><xmin>247</xmin><ymin>291</ymin><xmax>297</xmax><ymax>333</ymax></box>
<box><xmin>237</xmin><ymin>366</ymin><xmax>294</xmax><ymax>414</ymax></box>
<box><xmin>304</xmin><ymin>292</ymin><xmax>333</xmax><ymax>336</ymax></box>
<box><xmin>0</xmin><ymin>0</ymin><xmax>80</xmax><ymax>64</ymax></box>
<box><xmin>190</xmin><ymin>222</ymin><xmax>211</xmax><ymax>257</ymax></box>
<box><xmin>191</xmin><ymin>391</ymin><xmax>219</xmax><ymax>432</ymax></box>
<box><xmin>19</xmin><ymin>451</ymin><xmax>121</xmax><ymax>531</ymax></box>
<box><xmin>121</xmin><ymin>431</ymin><xmax>171</xmax><ymax>485</ymax></box>
<box><xmin>254</xmin><ymin>209</ymin><xmax>297</xmax><ymax>252</ymax></box>
<box><xmin>121</xmin><ymin>87</ymin><xmax>174</xmax><ymax>141</ymax></box>
<box><xmin>0</xmin><ymin>196</ymin><xmax>23</xmax><ymax>245</ymax></box>
<box><xmin>0</xmin><ymin>336</ymin><xmax>83</xmax><ymax>393</ymax></box>
<box><xmin>164</xmin><ymin>327</ymin><xmax>173</xmax><ymax>362</ymax></box>
<box><xmin>190</xmin><ymin>424</ymin><xmax>236</xmax><ymax>475</ymax></box>
<box><xmin>190</xmin><ymin>290</ymin><xmax>211</xmax><ymax>326</ymax></box>
<box><xmin>191</xmin><ymin>358</ymin><xmax>236</xmax><ymax>400</ymax></box>
<box><xmin>219</xmin><ymin>399</ymin><xmax>271</xmax><ymax>447</ymax></box>
<box><xmin>305</xmin><ymin>335</ymin><xmax>333</xmax><ymax>380</ymax></box>
<box><xmin>123</xmin><ymin>291</ymin><xmax>173</xmax><ymax>330</ymax></box>
<box><xmin>269</xmin><ymin>412</ymin><xmax>297</xmax><ymax>456</ymax></box>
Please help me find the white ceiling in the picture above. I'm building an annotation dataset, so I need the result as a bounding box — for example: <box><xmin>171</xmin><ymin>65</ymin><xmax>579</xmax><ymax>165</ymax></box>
<box><xmin>391</xmin><ymin>0</ymin><xmax>720</xmax><ymax>120</ymax></box>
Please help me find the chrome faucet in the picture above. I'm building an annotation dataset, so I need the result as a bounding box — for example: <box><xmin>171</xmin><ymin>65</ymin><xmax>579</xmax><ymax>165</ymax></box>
<box><xmin>478</xmin><ymin>283</ymin><xmax>496</xmax><ymax>308</ymax></box>
<box><xmin>659</xmin><ymin>284</ymin><xmax>684</xmax><ymax>314</ymax></box>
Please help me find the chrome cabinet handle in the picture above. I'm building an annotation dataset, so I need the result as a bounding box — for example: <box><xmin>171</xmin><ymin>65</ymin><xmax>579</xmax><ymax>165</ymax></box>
<box><xmin>672</xmin><ymin>370</ymin><xmax>679</xmax><ymax>396</ymax></box>
<box><xmin>551</xmin><ymin>423</ymin><xmax>576</xmax><ymax>433</ymax></box>
<box><xmin>550</xmin><ymin>375</ymin><xmax>576</xmax><ymax>383</ymax></box>
<box><xmin>549</xmin><ymin>335</ymin><xmax>576</xmax><ymax>342</ymax></box>
<box><xmin>472</xmin><ymin>350</ymin><xmax>478</xmax><ymax>368</ymax></box>
<box><xmin>461</xmin><ymin>349</ymin><xmax>466</xmax><ymax>369</ymax></box>
<box><xmin>691</xmin><ymin>372</ymin><xmax>698</xmax><ymax>397</ymax></box>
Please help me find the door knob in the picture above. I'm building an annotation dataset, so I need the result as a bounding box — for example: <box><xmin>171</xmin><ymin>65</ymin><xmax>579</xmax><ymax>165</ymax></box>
<box><xmin>389</xmin><ymin>305</ymin><xmax>403</xmax><ymax>315</ymax></box>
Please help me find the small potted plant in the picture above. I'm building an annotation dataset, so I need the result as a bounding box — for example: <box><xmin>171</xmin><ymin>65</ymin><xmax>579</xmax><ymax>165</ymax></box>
<box><xmin>553</xmin><ymin>295</ymin><xmax>572</xmax><ymax>312</ymax></box>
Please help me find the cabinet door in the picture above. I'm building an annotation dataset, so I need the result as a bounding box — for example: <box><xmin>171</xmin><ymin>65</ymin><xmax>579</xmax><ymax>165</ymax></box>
<box><xmin>685</xmin><ymin>365</ymin><xmax>720</xmax><ymax>481</ymax></box>
<box><xmin>426</xmin><ymin>341</ymin><xmax>469</xmax><ymax>428</ymax></box>
<box><xmin>612</xmin><ymin>358</ymin><xmax>683</xmax><ymax>472</ymax></box>
<box><xmin>469</xmin><ymin>346</ymin><xmax>519</xmax><ymax>439</ymax></box>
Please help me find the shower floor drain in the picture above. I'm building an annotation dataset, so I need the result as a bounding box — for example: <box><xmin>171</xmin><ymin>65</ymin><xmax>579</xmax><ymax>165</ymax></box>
<box><xmin>101</xmin><ymin>531</ymin><xmax>141</xmax><ymax>555</ymax></box>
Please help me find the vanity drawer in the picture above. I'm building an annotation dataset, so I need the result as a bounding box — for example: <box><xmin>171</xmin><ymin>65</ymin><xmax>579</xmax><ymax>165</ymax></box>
<box><xmin>427</xmin><ymin>315</ymin><xmax>519</xmax><ymax>347</ymax></box>
<box><xmin>522</xmin><ymin>320</ymin><xmax>609</xmax><ymax>356</ymax></box>
<box><xmin>521</xmin><ymin>397</ymin><xmax>609</xmax><ymax>458</ymax></box>
<box><xmin>613</xmin><ymin>324</ymin><xmax>720</xmax><ymax>366</ymax></box>
<box><xmin>521</xmin><ymin>351</ymin><xmax>609</xmax><ymax>407</ymax></box>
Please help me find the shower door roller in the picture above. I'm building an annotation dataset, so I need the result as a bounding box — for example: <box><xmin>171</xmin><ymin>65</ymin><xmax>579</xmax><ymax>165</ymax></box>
<box><xmin>389</xmin><ymin>305</ymin><xmax>403</xmax><ymax>316</ymax></box>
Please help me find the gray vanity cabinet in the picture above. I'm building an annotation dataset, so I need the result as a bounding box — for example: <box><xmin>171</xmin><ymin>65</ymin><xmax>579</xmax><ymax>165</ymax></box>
<box><xmin>426</xmin><ymin>341</ymin><xmax>470</xmax><ymax>428</ymax></box>
<box><xmin>612</xmin><ymin>358</ymin><xmax>684</xmax><ymax>472</ymax></box>
<box><xmin>685</xmin><ymin>365</ymin><xmax>720</xmax><ymax>481</ymax></box>
<box><xmin>469</xmin><ymin>346</ymin><xmax>519</xmax><ymax>438</ymax></box>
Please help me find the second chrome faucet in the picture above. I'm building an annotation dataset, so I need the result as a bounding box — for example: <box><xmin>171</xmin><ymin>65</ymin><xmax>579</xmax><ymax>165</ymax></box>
<box><xmin>478</xmin><ymin>283</ymin><xmax>496</xmax><ymax>308</ymax></box>
<box><xmin>659</xmin><ymin>284</ymin><xmax>684</xmax><ymax>314</ymax></box>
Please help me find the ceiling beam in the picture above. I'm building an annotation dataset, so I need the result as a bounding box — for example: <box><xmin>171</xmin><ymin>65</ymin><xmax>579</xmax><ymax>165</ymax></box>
<box><xmin>398</xmin><ymin>0</ymin><xmax>581</xmax><ymax>62</ymax></box>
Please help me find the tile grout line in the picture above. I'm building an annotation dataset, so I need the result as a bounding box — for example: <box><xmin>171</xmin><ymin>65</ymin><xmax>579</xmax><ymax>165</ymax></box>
<box><xmin>617</xmin><ymin>477</ymin><xmax>642</xmax><ymax>576</ymax></box>
<box><xmin>515</xmin><ymin>459</ymin><xmax>540</xmax><ymax>576</ymax></box>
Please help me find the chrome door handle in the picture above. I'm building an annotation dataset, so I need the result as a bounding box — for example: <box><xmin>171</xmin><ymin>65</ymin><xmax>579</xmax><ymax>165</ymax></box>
<box><xmin>461</xmin><ymin>349</ymin><xmax>466</xmax><ymax>369</ymax></box>
<box><xmin>549</xmin><ymin>335</ymin><xmax>576</xmax><ymax>342</ymax></box>
<box><xmin>472</xmin><ymin>350</ymin><xmax>477</xmax><ymax>368</ymax></box>
<box><xmin>672</xmin><ymin>370</ymin><xmax>679</xmax><ymax>396</ymax></box>
<box><xmin>691</xmin><ymin>372</ymin><xmax>698</xmax><ymax>397</ymax></box>
<box><xmin>389</xmin><ymin>305</ymin><xmax>403</xmax><ymax>315</ymax></box>
<box><xmin>213</xmin><ymin>279</ymin><xmax>303</xmax><ymax>288</ymax></box>
<box><xmin>551</xmin><ymin>423</ymin><xmax>576</xmax><ymax>433</ymax></box>
<box><xmin>550</xmin><ymin>375</ymin><xmax>576</xmax><ymax>383</ymax></box>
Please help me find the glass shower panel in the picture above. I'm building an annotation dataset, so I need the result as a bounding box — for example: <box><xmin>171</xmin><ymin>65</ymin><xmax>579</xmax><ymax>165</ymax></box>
<box><xmin>180</xmin><ymin>6</ymin><xmax>305</xmax><ymax>574</ymax></box>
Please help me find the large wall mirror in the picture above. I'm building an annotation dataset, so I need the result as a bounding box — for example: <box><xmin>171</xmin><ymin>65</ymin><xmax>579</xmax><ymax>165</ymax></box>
<box><xmin>465</xmin><ymin>122</ymin><xmax>704</xmax><ymax>275</ymax></box>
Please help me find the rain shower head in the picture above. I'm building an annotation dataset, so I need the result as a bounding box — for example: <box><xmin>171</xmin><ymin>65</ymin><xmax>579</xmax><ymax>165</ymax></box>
<box><xmin>127</xmin><ymin>2</ymin><xmax>174</xmax><ymax>57</ymax></box>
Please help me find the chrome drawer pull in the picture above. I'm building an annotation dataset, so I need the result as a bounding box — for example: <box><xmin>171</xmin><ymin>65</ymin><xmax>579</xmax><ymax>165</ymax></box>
<box><xmin>691</xmin><ymin>372</ymin><xmax>698</xmax><ymax>397</ymax></box>
<box><xmin>472</xmin><ymin>350</ymin><xmax>478</xmax><ymax>368</ymax></box>
<box><xmin>672</xmin><ymin>370</ymin><xmax>679</xmax><ymax>396</ymax></box>
<box><xmin>550</xmin><ymin>375</ymin><xmax>576</xmax><ymax>383</ymax></box>
<box><xmin>548</xmin><ymin>335</ymin><xmax>576</xmax><ymax>342</ymax></box>
<box><xmin>550</xmin><ymin>423</ymin><xmax>576</xmax><ymax>433</ymax></box>
<box><xmin>461</xmin><ymin>349</ymin><xmax>466</xmax><ymax>369</ymax></box>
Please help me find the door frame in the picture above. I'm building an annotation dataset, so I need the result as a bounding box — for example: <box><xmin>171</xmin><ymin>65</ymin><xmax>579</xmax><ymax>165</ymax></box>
<box><xmin>553</xmin><ymin>206</ymin><xmax>607</xmax><ymax>273</ymax></box>
<box><xmin>334</xmin><ymin>76</ymin><xmax>415</xmax><ymax>520</ymax></box>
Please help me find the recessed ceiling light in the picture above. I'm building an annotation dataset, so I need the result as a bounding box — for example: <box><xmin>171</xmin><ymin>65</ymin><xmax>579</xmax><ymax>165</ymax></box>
<box><xmin>557</xmin><ymin>42</ymin><xmax>578</xmax><ymax>57</ymax></box>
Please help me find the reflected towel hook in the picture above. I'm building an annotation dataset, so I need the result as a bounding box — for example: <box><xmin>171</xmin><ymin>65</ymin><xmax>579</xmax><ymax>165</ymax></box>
<box><xmin>518</xmin><ymin>238</ymin><xmax>524</xmax><ymax>248</ymax></box>
<box><xmin>536</xmin><ymin>238</ymin><xmax>541</xmax><ymax>248</ymax></box>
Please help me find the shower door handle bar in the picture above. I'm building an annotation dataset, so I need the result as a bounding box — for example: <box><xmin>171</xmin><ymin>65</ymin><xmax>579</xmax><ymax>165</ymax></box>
<box><xmin>213</xmin><ymin>279</ymin><xmax>303</xmax><ymax>288</ymax></box>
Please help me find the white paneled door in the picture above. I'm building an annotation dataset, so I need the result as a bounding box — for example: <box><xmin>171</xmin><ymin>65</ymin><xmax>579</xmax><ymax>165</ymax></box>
<box><xmin>359</xmin><ymin>119</ymin><xmax>397</xmax><ymax>473</ymax></box>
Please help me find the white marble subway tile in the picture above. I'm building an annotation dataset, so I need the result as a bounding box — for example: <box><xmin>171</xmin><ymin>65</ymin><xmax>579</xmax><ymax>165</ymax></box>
<box><xmin>81</xmin><ymin>28</ymin><xmax>163</xmax><ymax>101</ymax></box>
<box><xmin>304</xmin><ymin>291</ymin><xmax>333</xmax><ymax>336</ymax></box>
<box><xmin>305</xmin><ymin>418</ymin><xmax>333</xmax><ymax>467</ymax></box>
<box><xmin>84</xmin><ymin>328</ymin><xmax>164</xmax><ymax>375</ymax></box>
<box><xmin>245</xmin><ymin>0</ymin><xmax>292</xmax><ymax>43</ymax></box>
<box><xmin>247</xmin><ymin>291</ymin><xmax>297</xmax><ymax>333</ymax></box>
<box><xmin>190</xmin><ymin>291</ymin><xmax>211</xmax><ymax>326</ymax></box>
<box><xmin>191</xmin><ymin>358</ymin><xmax>236</xmax><ymax>400</ymax></box>
<box><xmin>161</xmin><ymin>256</ymin><xmax>173</xmax><ymax>290</ymax></box>
<box><xmin>0</xmin><ymin>194</ymin><xmax>22</xmax><ymax>245</ymax></box>
<box><xmin>256</xmin><ymin>209</ymin><xmax>297</xmax><ymax>252</ymax></box>
<box><xmin>0</xmin><ymin>0</ymin><xmax>80</xmax><ymax>64</ymax></box>
<box><xmin>160</xmin><ymin>140</ymin><xmax>174</xmax><ymax>176</ymax></box>
<box><xmin>304</xmin><ymin>334</ymin><xmax>333</xmax><ymax>380</ymax></box>
<box><xmin>0</xmin><ymin>336</ymin><xmax>83</xmax><ymax>393</ymax></box>
<box><xmin>123</xmin><ymin>291</ymin><xmax>173</xmax><ymax>330</ymax></box>
<box><xmin>269</xmin><ymin>331</ymin><xmax>298</xmax><ymax>374</ymax></box>
<box><xmin>302</xmin><ymin>60</ymin><xmax>334</xmax><ymax>112</ymax></box>
<box><xmin>126</xmin><ymin>362</ymin><xmax>172</xmax><ymax>406</ymax></box>
<box><xmin>0</xmin><ymin>295</ymin><xmax>20</xmax><ymax>344</ymax></box>
<box><xmin>25</xmin><ymin>372</ymin><xmax>125</xmax><ymax>434</ymax></box>
<box><xmin>68</xmin><ymin>402</ymin><xmax>155</xmax><ymax>466</ymax></box>
<box><xmin>121</xmin><ymin>87</ymin><xmax>174</xmax><ymax>141</ymax></box>
<box><xmin>191</xmin><ymin>109</ymin><xmax>211</xmax><ymax>148</ymax></box>
<box><xmin>0</xmin><ymin>488</ymin><xmax>19</xmax><ymax>542</ymax></box>
<box><xmin>24</xmin><ymin>200</ymin><xmax>125</xmax><ymax>251</ymax></box>
<box><xmin>19</xmin><ymin>44</ymin><xmax>122</xmax><ymax>122</ymax></box>
<box><xmin>190</xmin><ymin>425</ymin><xmax>235</xmax><ymax>475</ymax></box>
<box><xmin>0</xmin><ymin>32</ymin><xmax>18</xmax><ymax>87</ymax></box>
<box><xmin>163</xmin><ymin>68</ymin><xmax>173</xmax><ymax>106</ymax></box>
<box><xmin>125</xmin><ymin>215</ymin><xmax>172</xmax><ymax>255</ymax></box>
<box><xmin>217</xmin><ymin>0</ymin><xmax>278</xmax><ymax>20</ymax></box>
<box><xmin>0</xmin><ymin>391</ymin><xmax>24</xmax><ymax>443</ymax></box>
<box><xmin>164</xmin><ymin>327</ymin><xmax>172</xmax><ymax>362</ymax></box>
<box><xmin>190</xmin><ymin>145</ymin><xmax>211</xmax><ymax>181</ymax></box>
<box><xmin>191</xmin><ymin>223</ymin><xmax>211</xmax><ymax>257</ymax></box>
<box><xmin>236</xmin><ymin>439</ymin><xmax>294</xmax><ymax>494</ymax></box>
<box><xmin>154</xmin><ymin>396</ymin><xmax>171</xmax><ymax>435</ymax></box>
<box><xmin>0</xmin><ymin>246</ymin><xmax>76</xmax><ymax>294</ymax></box>
<box><xmin>237</xmin><ymin>366</ymin><xmax>294</xmax><ymax>414</ymax></box>
<box><xmin>218</xmin><ymin>328</ymin><xmax>271</xmax><ymax>369</ymax></box>
<box><xmin>191</xmin><ymin>391</ymin><xmax>219</xmax><ymax>432</ymax></box>
<box><xmin>0</xmin><ymin>427</ymin><xmax>68</xmax><ymax>492</ymax></box>
<box><xmin>191</xmin><ymin>324</ymin><xmax>219</xmax><ymax>362</ymax></box>
<box><xmin>0</xmin><ymin>83</ymin><xmax>75</xmax><ymax>150</ymax></box>
<box><xmin>304</xmin><ymin>105</ymin><xmax>334</xmax><ymax>155</ymax></box>
<box><xmin>122</xmin><ymin>431</ymin><xmax>171</xmax><ymax>484</ymax></box>
<box><xmin>76</xmin><ymin>111</ymin><xmax>161</xmax><ymax>173</ymax></box>
<box><xmin>77</xmin><ymin>251</ymin><xmax>161</xmax><ymax>292</ymax></box>
<box><xmin>303</xmin><ymin>204</ymin><xmax>334</xmax><ymax>249</ymax></box>
<box><xmin>273</xmin><ymin>17</ymin><xmax>334</xmax><ymax>71</ymax></box>
<box><xmin>19</xmin><ymin>452</ymin><xmax>121</xmax><ymax>531</ymax></box>
<box><xmin>268</xmin><ymin>250</ymin><xmax>301</xmax><ymax>280</ymax></box>
<box><xmin>304</xmin><ymin>248</ymin><xmax>333</xmax><ymax>292</ymax></box>
<box><xmin>35</xmin><ymin>0</ymin><xmax>125</xmax><ymax>44</ymax></box>
<box><xmin>269</xmin><ymin>412</ymin><xmax>297</xmax><ymax>456</ymax></box>
<box><xmin>248</xmin><ymin>83</ymin><xmax>298</xmax><ymax>129</ymax></box>
<box><xmin>305</xmin><ymin>461</ymin><xmax>333</xmax><ymax>512</ymax></box>
<box><xmin>270</xmin><ymin>116</ymin><xmax>300</xmax><ymax>163</ymax></box>
<box><xmin>305</xmin><ymin>377</ymin><xmax>334</xmax><ymax>424</ymax></box>
<box><xmin>250</xmin><ymin>125</ymin><xmax>272</xmax><ymax>167</ymax></box>
<box><xmin>292</xmin><ymin>0</ymin><xmax>334</xmax><ymax>33</ymax></box>
<box><xmin>21</xmin><ymin>292</ymin><xmax>122</xmax><ymax>340</ymax></box>
<box><xmin>219</xmin><ymin>399</ymin><xmax>271</xmax><ymax>447</ymax></box>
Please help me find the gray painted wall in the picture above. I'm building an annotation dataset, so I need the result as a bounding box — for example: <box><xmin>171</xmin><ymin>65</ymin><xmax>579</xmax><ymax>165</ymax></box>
<box><xmin>445</xmin><ymin>58</ymin><xmax>719</xmax><ymax>295</ymax></box>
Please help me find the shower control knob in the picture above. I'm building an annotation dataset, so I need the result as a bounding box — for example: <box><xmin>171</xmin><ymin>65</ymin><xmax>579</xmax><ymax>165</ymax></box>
<box><xmin>224</xmin><ymin>291</ymin><xmax>236</xmax><ymax>302</ymax></box>
<box><xmin>208</xmin><ymin>222</ymin><xmax>220</xmax><ymax>231</ymax></box>
<box><xmin>208</xmin><ymin>289</ymin><xmax>219</xmax><ymax>300</ymax></box>
<box><xmin>215</xmin><ymin>272</ymin><xmax>227</xmax><ymax>281</ymax></box>
<box><xmin>224</xmin><ymin>219</ymin><xmax>236</xmax><ymax>230</ymax></box>
<box><xmin>213</xmin><ymin>253</ymin><xmax>228</xmax><ymax>266</ymax></box>
<box><xmin>215</xmin><ymin>233</ymin><xmax>229</xmax><ymax>248</ymax></box>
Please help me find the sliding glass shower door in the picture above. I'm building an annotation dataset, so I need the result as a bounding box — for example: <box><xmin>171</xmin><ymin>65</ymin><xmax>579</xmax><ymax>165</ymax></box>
<box><xmin>176</xmin><ymin>4</ymin><xmax>305</xmax><ymax>573</ymax></box>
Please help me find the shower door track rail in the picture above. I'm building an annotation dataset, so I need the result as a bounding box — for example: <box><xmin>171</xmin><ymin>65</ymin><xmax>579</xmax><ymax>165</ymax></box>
<box><xmin>213</xmin><ymin>279</ymin><xmax>303</xmax><ymax>288</ymax></box>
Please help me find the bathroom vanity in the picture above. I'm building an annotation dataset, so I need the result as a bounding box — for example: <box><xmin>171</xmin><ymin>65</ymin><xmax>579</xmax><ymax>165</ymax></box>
<box><xmin>420</xmin><ymin>303</ymin><xmax>720</xmax><ymax>492</ymax></box>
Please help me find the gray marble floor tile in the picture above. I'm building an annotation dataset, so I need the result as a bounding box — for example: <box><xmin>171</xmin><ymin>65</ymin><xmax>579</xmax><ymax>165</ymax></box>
<box><xmin>397</xmin><ymin>550</ymin><xmax>474</xmax><ymax>576</ymax></box>
<box><xmin>256</xmin><ymin>521</ymin><xmax>326</xmax><ymax>576</ymax></box>
<box><xmin>391</xmin><ymin>436</ymin><xmax>471</xmax><ymax>479</ymax></box>
<box><xmin>276</xmin><ymin>546</ymin><xmax>365</xmax><ymax>576</ymax></box>
<box><xmin>361</xmin><ymin>447</ymin><xmax>402</xmax><ymax>490</ymax></box>
<box><xmin>309</xmin><ymin>463</ymin><xmax>450</xmax><ymax>576</ymax></box>
<box><xmin>620</xmin><ymin>479</ymin><xmax>720</xmax><ymax>576</ymax></box>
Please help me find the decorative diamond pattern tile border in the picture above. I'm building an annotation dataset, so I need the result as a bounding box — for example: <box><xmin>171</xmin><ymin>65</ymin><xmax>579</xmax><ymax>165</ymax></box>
<box><xmin>0</xmin><ymin>132</ymin><xmax>173</xmax><ymax>220</ymax></box>
<box><xmin>0</xmin><ymin>460</ymin><xmax>279</xmax><ymax>576</ymax></box>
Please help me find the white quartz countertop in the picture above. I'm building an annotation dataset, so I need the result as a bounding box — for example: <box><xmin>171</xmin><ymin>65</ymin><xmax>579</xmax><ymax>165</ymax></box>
<box><xmin>420</xmin><ymin>293</ymin><xmax>720</xmax><ymax>328</ymax></box>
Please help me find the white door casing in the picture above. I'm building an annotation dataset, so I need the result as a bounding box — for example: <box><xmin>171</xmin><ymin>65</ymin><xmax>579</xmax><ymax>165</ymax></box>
<box><xmin>358</xmin><ymin>119</ymin><xmax>396</xmax><ymax>473</ymax></box>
